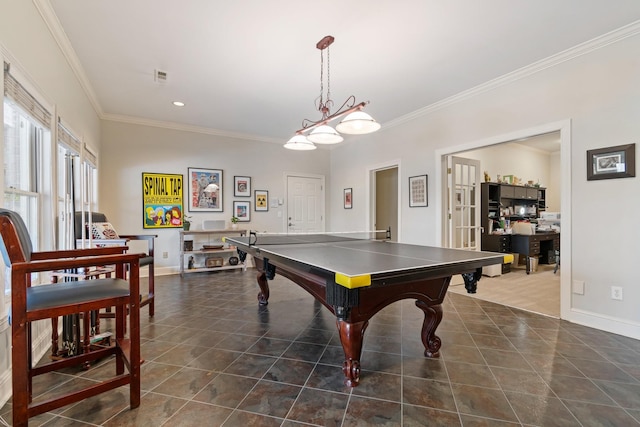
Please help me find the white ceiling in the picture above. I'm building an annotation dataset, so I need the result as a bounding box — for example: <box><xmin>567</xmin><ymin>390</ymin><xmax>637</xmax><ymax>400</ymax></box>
<box><xmin>46</xmin><ymin>1</ymin><xmax>640</xmax><ymax>143</ymax></box>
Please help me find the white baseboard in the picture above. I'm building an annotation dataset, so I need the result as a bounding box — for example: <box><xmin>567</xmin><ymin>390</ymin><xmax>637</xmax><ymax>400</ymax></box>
<box><xmin>568</xmin><ymin>308</ymin><xmax>640</xmax><ymax>340</ymax></box>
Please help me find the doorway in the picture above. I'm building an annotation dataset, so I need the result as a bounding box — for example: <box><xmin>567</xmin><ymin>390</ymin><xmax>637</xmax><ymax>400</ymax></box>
<box><xmin>374</xmin><ymin>167</ymin><xmax>398</xmax><ymax>241</ymax></box>
<box><xmin>367</xmin><ymin>162</ymin><xmax>400</xmax><ymax>241</ymax></box>
<box><xmin>436</xmin><ymin>120</ymin><xmax>571</xmax><ymax>319</ymax></box>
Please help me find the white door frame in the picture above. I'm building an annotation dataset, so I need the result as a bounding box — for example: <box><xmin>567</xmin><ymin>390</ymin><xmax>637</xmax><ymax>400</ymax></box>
<box><xmin>283</xmin><ymin>172</ymin><xmax>326</xmax><ymax>232</ymax></box>
<box><xmin>434</xmin><ymin>120</ymin><xmax>571</xmax><ymax>320</ymax></box>
<box><xmin>366</xmin><ymin>159</ymin><xmax>402</xmax><ymax>240</ymax></box>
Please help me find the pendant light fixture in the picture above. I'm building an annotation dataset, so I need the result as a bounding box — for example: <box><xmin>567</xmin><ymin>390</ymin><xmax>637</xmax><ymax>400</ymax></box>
<box><xmin>284</xmin><ymin>35</ymin><xmax>380</xmax><ymax>150</ymax></box>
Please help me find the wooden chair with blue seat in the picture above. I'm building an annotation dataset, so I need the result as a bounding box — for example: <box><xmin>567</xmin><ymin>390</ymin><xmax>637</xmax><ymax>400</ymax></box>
<box><xmin>0</xmin><ymin>208</ymin><xmax>141</xmax><ymax>427</ymax></box>
<box><xmin>74</xmin><ymin>211</ymin><xmax>156</xmax><ymax>317</ymax></box>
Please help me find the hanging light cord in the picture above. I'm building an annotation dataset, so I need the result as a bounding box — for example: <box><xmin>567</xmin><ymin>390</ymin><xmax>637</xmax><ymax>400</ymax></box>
<box><xmin>316</xmin><ymin>44</ymin><xmax>333</xmax><ymax>120</ymax></box>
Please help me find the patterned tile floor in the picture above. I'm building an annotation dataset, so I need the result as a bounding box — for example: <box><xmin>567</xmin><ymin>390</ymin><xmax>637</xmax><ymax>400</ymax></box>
<box><xmin>2</xmin><ymin>270</ymin><xmax>640</xmax><ymax>426</ymax></box>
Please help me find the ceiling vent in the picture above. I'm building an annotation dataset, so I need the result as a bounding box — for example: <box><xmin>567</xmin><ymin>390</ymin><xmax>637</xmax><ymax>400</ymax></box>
<box><xmin>154</xmin><ymin>69</ymin><xmax>167</xmax><ymax>83</ymax></box>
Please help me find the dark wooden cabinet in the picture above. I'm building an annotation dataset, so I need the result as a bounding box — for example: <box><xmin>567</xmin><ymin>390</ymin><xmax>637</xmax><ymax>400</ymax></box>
<box><xmin>481</xmin><ymin>182</ymin><xmax>546</xmax><ymax>237</ymax></box>
<box><xmin>481</xmin><ymin>234</ymin><xmax>512</xmax><ymax>274</ymax></box>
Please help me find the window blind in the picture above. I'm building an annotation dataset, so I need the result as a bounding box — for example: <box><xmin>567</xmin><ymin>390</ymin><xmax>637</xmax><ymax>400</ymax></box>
<box><xmin>4</xmin><ymin>62</ymin><xmax>52</xmax><ymax>128</ymax></box>
<box><xmin>57</xmin><ymin>120</ymin><xmax>81</xmax><ymax>154</ymax></box>
<box><xmin>83</xmin><ymin>143</ymin><xmax>97</xmax><ymax>167</ymax></box>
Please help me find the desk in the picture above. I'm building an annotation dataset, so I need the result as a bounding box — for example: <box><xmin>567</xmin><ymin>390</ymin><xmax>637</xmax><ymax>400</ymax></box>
<box><xmin>225</xmin><ymin>233</ymin><xmax>504</xmax><ymax>387</ymax></box>
<box><xmin>511</xmin><ymin>232</ymin><xmax>560</xmax><ymax>274</ymax></box>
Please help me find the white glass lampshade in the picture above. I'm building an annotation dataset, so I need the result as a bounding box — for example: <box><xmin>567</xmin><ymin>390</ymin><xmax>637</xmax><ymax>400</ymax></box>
<box><xmin>335</xmin><ymin>111</ymin><xmax>381</xmax><ymax>135</ymax></box>
<box><xmin>284</xmin><ymin>134</ymin><xmax>317</xmax><ymax>150</ymax></box>
<box><xmin>307</xmin><ymin>125</ymin><xmax>344</xmax><ymax>144</ymax></box>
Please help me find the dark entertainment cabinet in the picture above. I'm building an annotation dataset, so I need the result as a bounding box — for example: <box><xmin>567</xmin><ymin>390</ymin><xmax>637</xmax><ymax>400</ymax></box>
<box><xmin>481</xmin><ymin>182</ymin><xmax>548</xmax><ymax>274</ymax></box>
<box><xmin>480</xmin><ymin>182</ymin><xmax>546</xmax><ymax>236</ymax></box>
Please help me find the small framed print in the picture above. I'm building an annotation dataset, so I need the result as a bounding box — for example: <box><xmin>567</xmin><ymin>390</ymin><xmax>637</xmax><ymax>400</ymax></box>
<box><xmin>234</xmin><ymin>176</ymin><xmax>251</xmax><ymax>197</ymax></box>
<box><xmin>233</xmin><ymin>201</ymin><xmax>251</xmax><ymax>221</ymax></box>
<box><xmin>255</xmin><ymin>190</ymin><xmax>268</xmax><ymax>211</ymax></box>
<box><xmin>187</xmin><ymin>167</ymin><xmax>223</xmax><ymax>212</ymax></box>
<box><xmin>344</xmin><ymin>188</ymin><xmax>352</xmax><ymax>209</ymax></box>
<box><xmin>409</xmin><ymin>175</ymin><xmax>428</xmax><ymax>207</ymax></box>
<box><xmin>587</xmin><ymin>143</ymin><xmax>636</xmax><ymax>180</ymax></box>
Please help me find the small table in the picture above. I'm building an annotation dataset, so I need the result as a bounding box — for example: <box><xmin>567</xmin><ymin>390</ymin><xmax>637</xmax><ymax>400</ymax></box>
<box><xmin>225</xmin><ymin>233</ymin><xmax>505</xmax><ymax>387</ymax></box>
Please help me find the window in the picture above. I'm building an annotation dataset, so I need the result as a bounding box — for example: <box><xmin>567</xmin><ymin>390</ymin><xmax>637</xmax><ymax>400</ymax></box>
<box><xmin>3</xmin><ymin>64</ymin><xmax>53</xmax><ymax>295</ymax></box>
<box><xmin>3</xmin><ymin>99</ymin><xmax>46</xmax><ymax>246</ymax></box>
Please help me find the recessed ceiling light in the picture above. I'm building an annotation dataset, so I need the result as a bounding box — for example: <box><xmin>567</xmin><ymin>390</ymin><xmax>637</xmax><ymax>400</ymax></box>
<box><xmin>172</xmin><ymin>101</ymin><xmax>185</xmax><ymax>107</ymax></box>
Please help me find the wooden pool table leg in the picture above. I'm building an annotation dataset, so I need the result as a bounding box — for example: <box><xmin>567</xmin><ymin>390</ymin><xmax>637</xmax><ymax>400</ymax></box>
<box><xmin>415</xmin><ymin>300</ymin><xmax>443</xmax><ymax>357</ymax></box>
<box><xmin>336</xmin><ymin>319</ymin><xmax>368</xmax><ymax>387</ymax></box>
<box><xmin>256</xmin><ymin>271</ymin><xmax>270</xmax><ymax>306</ymax></box>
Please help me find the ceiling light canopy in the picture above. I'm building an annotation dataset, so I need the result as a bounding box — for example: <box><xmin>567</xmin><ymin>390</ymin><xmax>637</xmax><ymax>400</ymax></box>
<box><xmin>284</xmin><ymin>35</ymin><xmax>380</xmax><ymax>150</ymax></box>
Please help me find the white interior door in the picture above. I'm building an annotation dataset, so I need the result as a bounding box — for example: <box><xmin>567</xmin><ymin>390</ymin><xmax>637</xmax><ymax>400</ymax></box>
<box><xmin>449</xmin><ymin>156</ymin><xmax>481</xmax><ymax>250</ymax></box>
<box><xmin>286</xmin><ymin>175</ymin><xmax>325</xmax><ymax>233</ymax></box>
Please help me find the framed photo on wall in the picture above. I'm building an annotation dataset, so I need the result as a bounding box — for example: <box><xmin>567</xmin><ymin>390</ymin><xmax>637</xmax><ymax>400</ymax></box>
<box><xmin>344</xmin><ymin>188</ymin><xmax>352</xmax><ymax>209</ymax></box>
<box><xmin>187</xmin><ymin>167</ymin><xmax>223</xmax><ymax>212</ymax></box>
<box><xmin>234</xmin><ymin>176</ymin><xmax>251</xmax><ymax>197</ymax></box>
<box><xmin>254</xmin><ymin>190</ymin><xmax>268</xmax><ymax>211</ymax></box>
<box><xmin>142</xmin><ymin>172</ymin><xmax>184</xmax><ymax>228</ymax></box>
<box><xmin>587</xmin><ymin>143</ymin><xmax>636</xmax><ymax>180</ymax></box>
<box><xmin>233</xmin><ymin>201</ymin><xmax>251</xmax><ymax>221</ymax></box>
<box><xmin>409</xmin><ymin>175</ymin><xmax>428</xmax><ymax>207</ymax></box>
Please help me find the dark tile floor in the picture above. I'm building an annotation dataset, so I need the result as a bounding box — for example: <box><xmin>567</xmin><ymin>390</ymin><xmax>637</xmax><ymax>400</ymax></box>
<box><xmin>3</xmin><ymin>270</ymin><xmax>640</xmax><ymax>426</ymax></box>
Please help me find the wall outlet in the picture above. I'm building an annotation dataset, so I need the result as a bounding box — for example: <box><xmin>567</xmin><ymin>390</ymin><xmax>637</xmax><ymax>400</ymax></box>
<box><xmin>162</xmin><ymin>251</ymin><xmax>169</xmax><ymax>259</ymax></box>
<box><xmin>611</xmin><ymin>286</ymin><xmax>623</xmax><ymax>301</ymax></box>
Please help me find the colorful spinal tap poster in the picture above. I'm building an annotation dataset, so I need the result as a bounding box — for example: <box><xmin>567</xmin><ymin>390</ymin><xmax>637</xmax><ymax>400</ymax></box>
<box><xmin>142</xmin><ymin>172</ymin><xmax>184</xmax><ymax>229</ymax></box>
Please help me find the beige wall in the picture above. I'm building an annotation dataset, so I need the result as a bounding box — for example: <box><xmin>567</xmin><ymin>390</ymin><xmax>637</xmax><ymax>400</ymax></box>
<box><xmin>0</xmin><ymin>1</ymin><xmax>104</xmax><ymax>406</ymax></box>
<box><xmin>2</xmin><ymin>0</ymin><xmax>640</xmax><ymax>408</ymax></box>
<box><xmin>100</xmin><ymin>120</ymin><xmax>330</xmax><ymax>274</ymax></box>
<box><xmin>329</xmin><ymin>31</ymin><xmax>640</xmax><ymax>337</ymax></box>
<box><xmin>457</xmin><ymin>142</ymin><xmax>558</xmax><ymax>211</ymax></box>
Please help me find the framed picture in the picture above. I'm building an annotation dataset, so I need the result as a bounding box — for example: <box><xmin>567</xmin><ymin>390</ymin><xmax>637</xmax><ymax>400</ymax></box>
<box><xmin>142</xmin><ymin>172</ymin><xmax>184</xmax><ymax>228</ymax></box>
<box><xmin>502</xmin><ymin>174</ymin><xmax>513</xmax><ymax>185</ymax></box>
<box><xmin>587</xmin><ymin>143</ymin><xmax>636</xmax><ymax>180</ymax></box>
<box><xmin>344</xmin><ymin>188</ymin><xmax>352</xmax><ymax>209</ymax></box>
<box><xmin>187</xmin><ymin>167</ymin><xmax>223</xmax><ymax>212</ymax></box>
<box><xmin>255</xmin><ymin>190</ymin><xmax>268</xmax><ymax>211</ymax></box>
<box><xmin>409</xmin><ymin>175</ymin><xmax>428</xmax><ymax>207</ymax></box>
<box><xmin>234</xmin><ymin>176</ymin><xmax>251</xmax><ymax>197</ymax></box>
<box><xmin>233</xmin><ymin>201</ymin><xmax>251</xmax><ymax>221</ymax></box>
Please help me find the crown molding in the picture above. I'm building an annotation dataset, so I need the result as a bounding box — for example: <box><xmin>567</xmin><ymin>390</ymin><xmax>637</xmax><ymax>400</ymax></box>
<box><xmin>383</xmin><ymin>20</ymin><xmax>640</xmax><ymax>131</ymax></box>
<box><xmin>33</xmin><ymin>0</ymin><xmax>104</xmax><ymax>117</ymax></box>
<box><xmin>33</xmin><ymin>2</ymin><xmax>640</xmax><ymax>142</ymax></box>
<box><xmin>101</xmin><ymin>113</ymin><xmax>283</xmax><ymax>144</ymax></box>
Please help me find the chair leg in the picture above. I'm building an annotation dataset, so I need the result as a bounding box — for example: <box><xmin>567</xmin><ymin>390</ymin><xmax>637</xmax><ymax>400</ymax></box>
<box><xmin>148</xmin><ymin>267</ymin><xmax>154</xmax><ymax>317</ymax></box>
<box><xmin>12</xmin><ymin>317</ymin><xmax>29</xmax><ymax>427</ymax></box>
<box><xmin>129</xmin><ymin>297</ymin><xmax>141</xmax><ymax>409</ymax></box>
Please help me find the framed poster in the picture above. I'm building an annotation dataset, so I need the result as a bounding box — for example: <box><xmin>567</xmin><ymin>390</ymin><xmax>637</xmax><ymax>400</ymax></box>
<box><xmin>255</xmin><ymin>190</ymin><xmax>268</xmax><ymax>211</ymax></box>
<box><xmin>234</xmin><ymin>176</ymin><xmax>251</xmax><ymax>197</ymax></box>
<box><xmin>188</xmin><ymin>168</ymin><xmax>223</xmax><ymax>212</ymax></box>
<box><xmin>344</xmin><ymin>188</ymin><xmax>352</xmax><ymax>209</ymax></box>
<box><xmin>587</xmin><ymin>143</ymin><xmax>636</xmax><ymax>180</ymax></box>
<box><xmin>142</xmin><ymin>172</ymin><xmax>184</xmax><ymax>228</ymax></box>
<box><xmin>233</xmin><ymin>201</ymin><xmax>251</xmax><ymax>221</ymax></box>
<box><xmin>409</xmin><ymin>174</ymin><xmax>428</xmax><ymax>207</ymax></box>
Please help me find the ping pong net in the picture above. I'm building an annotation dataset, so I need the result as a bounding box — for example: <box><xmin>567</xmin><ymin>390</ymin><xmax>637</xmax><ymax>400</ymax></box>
<box><xmin>246</xmin><ymin>230</ymin><xmax>390</xmax><ymax>247</ymax></box>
